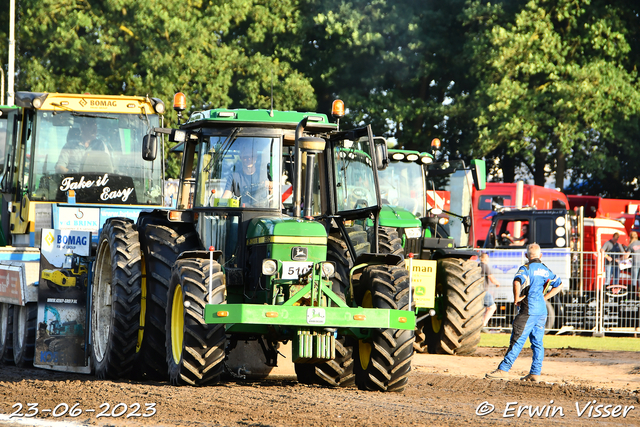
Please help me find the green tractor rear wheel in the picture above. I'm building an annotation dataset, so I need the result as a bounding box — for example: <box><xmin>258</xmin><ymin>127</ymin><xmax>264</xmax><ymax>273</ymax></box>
<box><xmin>423</xmin><ymin>258</ymin><xmax>484</xmax><ymax>355</ymax></box>
<box><xmin>136</xmin><ymin>223</ymin><xmax>202</xmax><ymax>380</ymax></box>
<box><xmin>166</xmin><ymin>257</ymin><xmax>226</xmax><ymax>386</ymax></box>
<box><xmin>354</xmin><ymin>265</ymin><xmax>414</xmax><ymax>392</ymax></box>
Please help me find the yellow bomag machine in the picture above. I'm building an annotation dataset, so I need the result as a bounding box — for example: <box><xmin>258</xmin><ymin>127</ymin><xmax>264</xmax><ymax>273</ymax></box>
<box><xmin>40</xmin><ymin>253</ymin><xmax>89</xmax><ymax>291</ymax></box>
<box><xmin>0</xmin><ymin>92</ymin><xmax>165</xmax><ymax>373</ymax></box>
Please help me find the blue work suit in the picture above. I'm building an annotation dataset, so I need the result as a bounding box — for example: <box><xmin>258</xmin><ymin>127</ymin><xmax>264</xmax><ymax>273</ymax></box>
<box><xmin>498</xmin><ymin>259</ymin><xmax>562</xmax><ymax>376</ymax></box>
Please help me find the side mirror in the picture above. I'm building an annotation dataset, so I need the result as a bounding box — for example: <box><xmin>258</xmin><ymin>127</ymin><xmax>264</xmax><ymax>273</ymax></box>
<box><xmin>373</xmin><ymin>137</ymin><xmax>389</xmax><ymax>170</ymax></box>
<box><xmin>470</xmin><ymin>159</ymin><xmax>486</xmax><ymax>191</ymax></box>
<box><xmin>142</xmin><ymin>134</ymin><xmax>158</xmax><ymax>161</ymax></box>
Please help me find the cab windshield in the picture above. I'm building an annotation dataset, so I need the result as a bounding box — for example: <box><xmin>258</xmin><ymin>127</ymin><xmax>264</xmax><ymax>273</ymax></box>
<box><xmin>378</xmin><ymin>160</ymin><xmax>425</xmax><ymax>216</ymax></box>
<box><xmin>334</xmin><ymin>137</ymin><xmax>378</xmax><ymax>212</ymax></box>
<box><xmin>195</xmin><ymin>135</ymin><xmax>281</xmax><ymax>209</ymax></box>
<box><xmin>30</xmin><ymin>111</ymin><xmax>162</xmax><ymax>205</ymax></box>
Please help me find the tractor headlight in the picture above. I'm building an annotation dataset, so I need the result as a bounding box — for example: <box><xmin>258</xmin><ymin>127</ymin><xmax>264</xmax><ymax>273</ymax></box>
<box><xmin>321</xmin><ymin>262</ymin><xmax>335</xmax><ymax>278</ymax></box>
<box><xmin>406</xmin><ymin>154</ymin><xmax>419</xmax><ymax>162</ymax></box>
<box><xmin>262</xmin><ymin>259</ymin><xmax>278</xmax><ymax>276</ymax></box>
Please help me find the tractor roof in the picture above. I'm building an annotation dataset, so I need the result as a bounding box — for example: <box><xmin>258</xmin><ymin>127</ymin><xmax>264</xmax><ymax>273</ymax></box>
<box><xmin>183</xmin><ymin>108</ymin><xmax>338</xmax><ymax>132</ymax></box>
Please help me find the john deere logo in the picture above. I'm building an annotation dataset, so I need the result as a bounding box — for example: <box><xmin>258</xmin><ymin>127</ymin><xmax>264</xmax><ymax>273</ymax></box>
<box><xmin>45</xmin><ymin>232</ymin><xmax>55</xmax><ymax>246</ymax></box>
<box><xmin>79</xmin><ymin>98</ymin><xmax>87</xmax><ymax>107</ymax></box>
<box><xmin>306</xmin><ymin>308</ymin><xmax>325</xmax><ymax>325</ymax></box>
<box><xmin>291</xmin><ymin>246</ymin><xmax>308</xmax><ymax>261</ymax></box>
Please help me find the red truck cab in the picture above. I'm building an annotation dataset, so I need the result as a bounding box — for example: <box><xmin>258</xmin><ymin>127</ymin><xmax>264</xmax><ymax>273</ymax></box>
<box><xmin>473</xmin><ymin>183</ymin><xmax>569</xmax><ymax>247</ymax></box>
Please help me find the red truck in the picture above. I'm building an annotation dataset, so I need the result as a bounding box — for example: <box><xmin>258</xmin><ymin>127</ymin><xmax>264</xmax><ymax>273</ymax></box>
<box><xmin>483</xmin><ymin>208</ymin><xmax>637</xmax><ymax>331</ymax></box>
<box><xmin>472</xmin><ymin>182</ymin><xmax>569</xmax><ymax>247</ymax></box>
<box><xmin>568</xmin><ymin>195</ymin><xmax>640</xmax><ymax>235</ymax></box>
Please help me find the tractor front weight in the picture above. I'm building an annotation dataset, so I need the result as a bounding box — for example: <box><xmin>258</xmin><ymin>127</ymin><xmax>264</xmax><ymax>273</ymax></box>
<box><xmin>204</xmin><ymin>260</ymin><xmax>414</xmax><ymax>363</ymax></box>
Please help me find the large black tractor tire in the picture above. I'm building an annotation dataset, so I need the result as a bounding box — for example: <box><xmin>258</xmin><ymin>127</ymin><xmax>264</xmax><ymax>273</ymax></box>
<box><xmin>354</xmin><ymin>264</ymin><xmax>414</xmax><ymax>392</ymax></box>
<box><xmin>135</xmin><ymin>223</ymin><xmax>203</xmax><ymax>380</ymax></box>
<box><xmin>421</xmin><ymin>258</ymin><xmax>484</xmax><ymax>356</ymax></box>
<box><xmin>296</xmin><ymin>229</ymin><xmax>369</xmax><ymax>388</ymax></box>
<box><xmin>0</xmin><ymin>303</ymin><xmax>14</xmax><ymax>364</ymax></box>
<box><xmin>166</xmin><ymin>257</ymin><xmax>226</xmax><ymax>386</ymax></box>
<box><xmin>13</xmin><ymin>303</ymin><xmax>37</xmax><ymax>367</ymax></box>
<box><xmin>371</xmin><ymin>227</ymin><xmax>404</xmax><ymax>258</ymax></box>
<box><xmin>91</xmin><ymin>218</ymin><xmax>143</xmax><ymax>379</ymax></box>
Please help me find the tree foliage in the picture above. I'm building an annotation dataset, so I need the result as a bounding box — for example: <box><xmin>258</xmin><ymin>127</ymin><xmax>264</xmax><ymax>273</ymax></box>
<box><xmin>466</xmin><ymin>0</ymin><xmax>640</xmax><ymax>192</ymax></box>
<box><xmin>3</xmin><ymin>0</ymin><xmax>640</xmax><ymax>194</ymax></box>
<box><xmin>10</xmin><ymin>0</ymin><xmax>317</xmax><ymax>177</ymax></box>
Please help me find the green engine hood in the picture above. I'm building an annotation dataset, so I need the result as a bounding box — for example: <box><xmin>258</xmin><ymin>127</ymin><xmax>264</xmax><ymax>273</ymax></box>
<box><xmin>246</xmin><ymin>217</ymin><xmax>327</xmax><ymax>245</ymax></box>
<box><xmin>379</xmin><ymin>205</ymin><xmax>421</xmax><ymax>228</ymax></box>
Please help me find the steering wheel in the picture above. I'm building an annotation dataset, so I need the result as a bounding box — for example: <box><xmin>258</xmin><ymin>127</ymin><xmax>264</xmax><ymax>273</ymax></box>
<box><xmin>348</xmin><ymin>186</ymin><xmax>372</xmax><ymax>209</ymax></box>
<box><xmin>242</xmin><ymin>181</ymin><xmax>274</xmax><ymax>207</ymax></box>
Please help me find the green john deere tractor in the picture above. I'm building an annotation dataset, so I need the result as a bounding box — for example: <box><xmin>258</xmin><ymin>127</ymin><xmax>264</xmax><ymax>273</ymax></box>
<box><xmin>132</xmin><ymin>98</ymin><xmax>415</xmax><ymax>391</ymax></box>
<box><xmin>377</xmin><ymin>145</ymin><xmax>487</xmax><ymax>356</ymax></box>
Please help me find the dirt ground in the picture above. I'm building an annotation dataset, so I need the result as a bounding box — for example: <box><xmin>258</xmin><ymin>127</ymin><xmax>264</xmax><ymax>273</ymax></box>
<box><xmin>0</xmin><ymin>347</ymin><xmax>638</xmax><ymax>426</ymax></box>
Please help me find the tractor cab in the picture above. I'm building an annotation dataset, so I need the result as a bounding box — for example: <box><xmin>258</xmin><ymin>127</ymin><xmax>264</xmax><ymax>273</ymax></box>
<box><xmin>378</xmin><ymin>145</ymin><xmax>486</xmax><ymax>258</ymax></box>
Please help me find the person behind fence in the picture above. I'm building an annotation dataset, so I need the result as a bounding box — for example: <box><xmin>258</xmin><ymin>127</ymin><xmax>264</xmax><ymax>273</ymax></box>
<box><xmin>601</xmin><ymin>232</ymin><xmax>624</xmax><ymax>287</ymax></box>
<box><xmin>625</xmin><ymin>231</ymin><xmax>640</xmax><ymax>292</ymax></box>
<box><xmin>485</xmin><ymin>243</ymin><xmax>562</xmax><ymax>382</ymax></box>
<box><xmin>479</xmin><ymin>253</ymin><xmax>500</xmax><ymax>327</ymax></box>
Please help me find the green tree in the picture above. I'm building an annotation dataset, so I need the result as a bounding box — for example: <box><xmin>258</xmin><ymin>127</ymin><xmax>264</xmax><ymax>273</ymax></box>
<box><xmin>8</xmin><ymin>0</ymin><xmax>317</xmax><ymax>177</ymax></box>
<box><xmin>298</xmin><ymin>0</ymin><xmax>483</xmax><ymax>159</ymax></box>
<box><xmin>467</xmin><ymin>0</ymin><xmax>640</xmax><ymax>190</ymax></box>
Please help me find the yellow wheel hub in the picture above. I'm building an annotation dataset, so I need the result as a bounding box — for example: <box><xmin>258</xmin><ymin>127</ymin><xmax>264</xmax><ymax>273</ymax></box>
<box><xmin>136</xmin><ymin>258</ymin><xmax>147</xmax><ymax>353</ymax></box>
<box><xmin>431</xmin><ymin>314</ymin><xmax>442</xmax><ymax>334</ymax></box>
<box><xmin>358</xmin><ymin>290</ymin><xmax>373</xmax><ymax>370</ymax></box>
<box><xmin>171</xmin><ymin>284</ymin><xmax>184</xmax><ymax>365</ymax></box>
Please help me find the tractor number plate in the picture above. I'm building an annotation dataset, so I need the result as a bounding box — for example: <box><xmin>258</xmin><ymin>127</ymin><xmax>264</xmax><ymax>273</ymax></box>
<box><xmin>405</xmin><ymin>227</ymin><xmax>422</xmax><ymax>238</ymax></box>
<box><xmin>282</xmin><ymin>262</ymin><xmax>313</xmax><ymax>279</ymax></box>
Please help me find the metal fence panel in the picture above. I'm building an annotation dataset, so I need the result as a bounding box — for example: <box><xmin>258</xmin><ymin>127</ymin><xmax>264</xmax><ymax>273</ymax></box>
<box><xmin>479</xmin><ymin>249</ymin><xmax>640</xmax><ymax>335</ymax></box>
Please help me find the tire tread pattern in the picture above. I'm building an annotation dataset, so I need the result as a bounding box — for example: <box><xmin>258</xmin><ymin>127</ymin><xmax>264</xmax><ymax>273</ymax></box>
<box><xmin>355</xmin><ymin>265</ymin><xmax>414</xmax><ymax>392</ymax></box>
<box><xmin>136</xmin><ymin>224</ymin><xmax>202</xmax><ymax>379</ymax></box>
<box><xmin>93</xmin><ymin>218</ymin><xmax>143</xmax><ymax>379</ymax></box>
<box><xmin>167</xmin><ymin>258</ymin><xmax>225</xmax><ymax>386</ymax></box>
<box><xmin>432</xmin><ymin>258</ymin><xmax>484</xmax><ymax>356</ymax></box>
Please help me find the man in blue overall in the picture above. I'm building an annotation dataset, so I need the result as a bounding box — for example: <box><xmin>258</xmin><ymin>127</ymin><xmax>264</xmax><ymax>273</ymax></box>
<box><xmin>485</xmin><ymin>243</ymin><xmax>563</xmax><ymax>382</ymax></box>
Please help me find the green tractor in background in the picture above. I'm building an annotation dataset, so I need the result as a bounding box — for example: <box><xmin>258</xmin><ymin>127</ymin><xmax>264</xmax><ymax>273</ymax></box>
<box><xmin>128</xmin><ymin>97</ymin><xmax>415</xmax><ymax>391</ymax></box>
<box><xmin>376</xmin><ymin>141</ymin><xmax>487</xmax><ymax>356</ymax></box>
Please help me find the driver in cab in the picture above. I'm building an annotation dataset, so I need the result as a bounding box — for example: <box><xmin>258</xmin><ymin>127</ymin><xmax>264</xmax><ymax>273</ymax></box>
<box><xmin>221</xmin><ymin>148</ymin><xmax>273</xmax><ymax>207</ymax></box>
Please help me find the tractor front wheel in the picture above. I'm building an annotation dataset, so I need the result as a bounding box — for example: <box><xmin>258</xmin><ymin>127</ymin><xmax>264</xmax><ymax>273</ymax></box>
<box><xmin>166</xmin><ymin>257</ymin><xmax>226</xmax><ymax>386</ymax></box>
<box><xmin>426</xmin><ymin>258</ymin><xmax>484</xmax><ymax>355</ymax></box>
<box><xmin>91</xmin><ymin>218</ymin><xmax>143</xmax><ymax>379</ymax></box>
<box><xmin>136</xmin><ymin>223</ymin><xmax>202</xmax><ymax>379</ymax></box>
<box><xmin>354</xmin><ymin>265</ymin><xmax>414</xmax><ymax>392</ymax></box>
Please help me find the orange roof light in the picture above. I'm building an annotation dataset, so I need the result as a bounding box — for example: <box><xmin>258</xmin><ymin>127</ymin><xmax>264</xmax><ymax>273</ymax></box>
<box><xmin>332</xmin><ymin>99</ymin><xmax>345</xmax><ymax>118</ymax></box>
<box><xmin>173</xmin><ymin>92</ymin><xmax>186</xmax><ymax>112</ymax></box>
<box><xmin>431</xmin><ymin>138</ymin><xmax>441</xmax><ymax>150</ymax></box>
